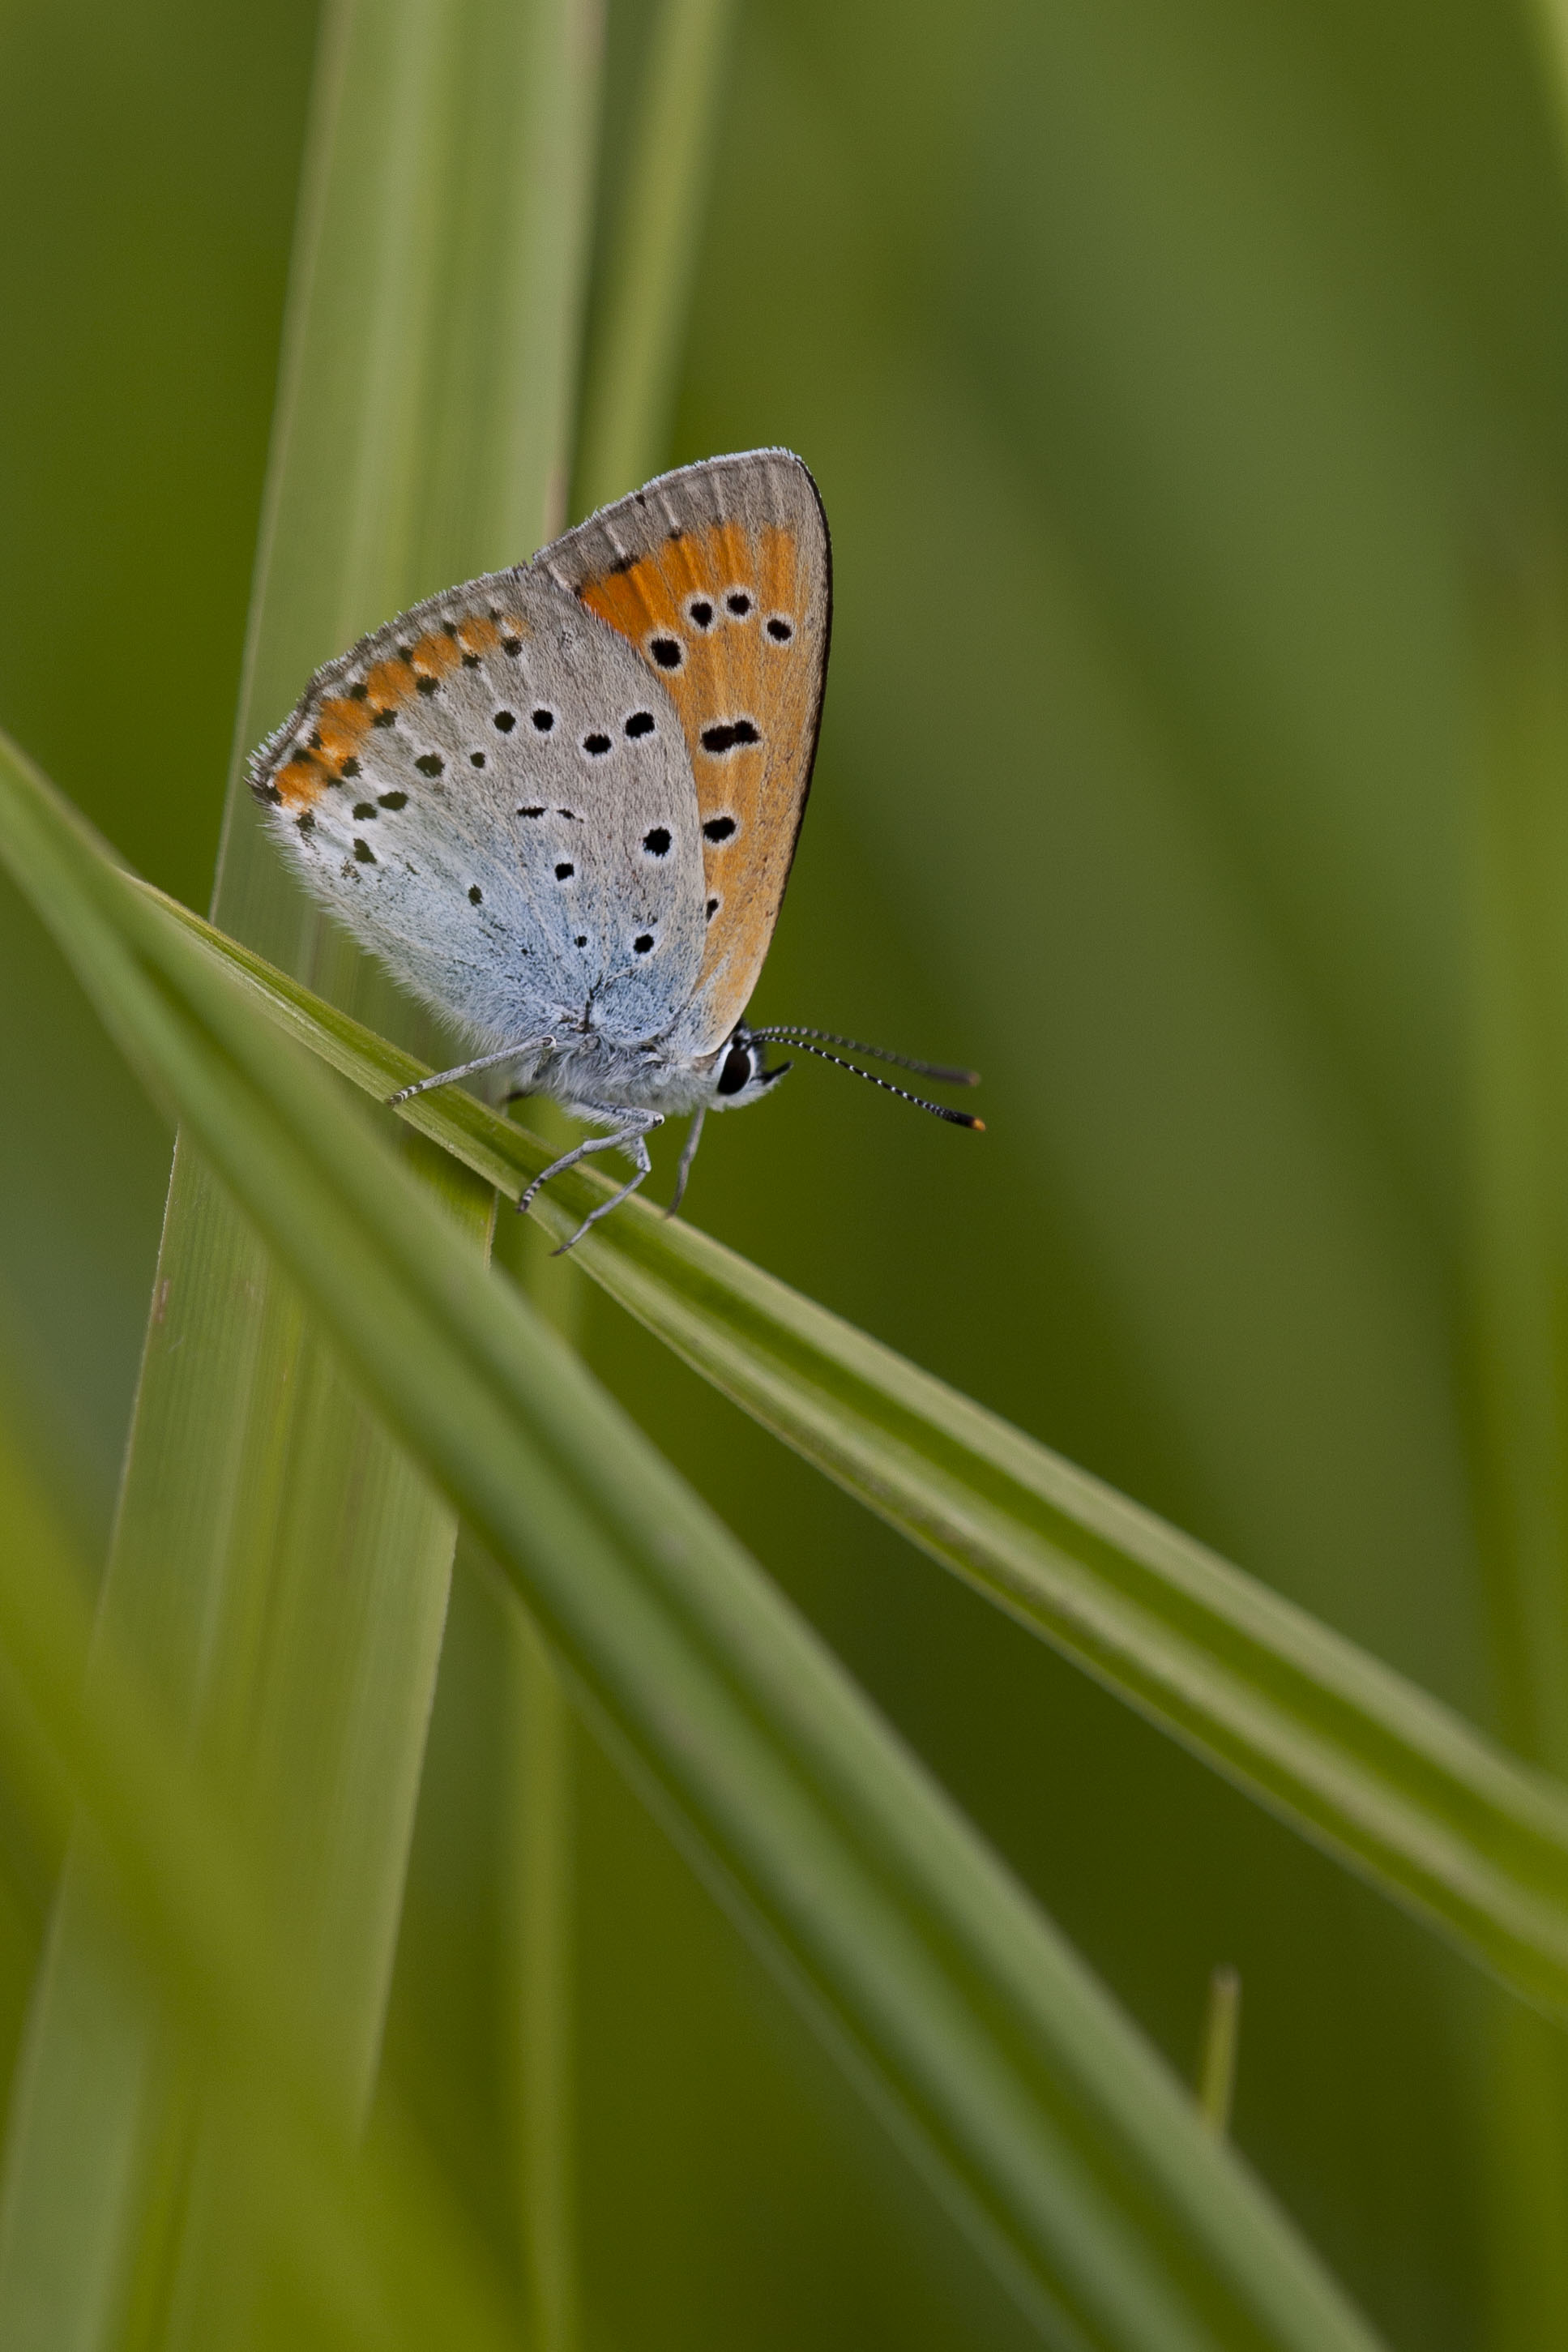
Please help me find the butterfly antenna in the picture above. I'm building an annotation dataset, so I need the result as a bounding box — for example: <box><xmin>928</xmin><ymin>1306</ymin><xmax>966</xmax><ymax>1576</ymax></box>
<box><xmin>760</xmin><ymin>1036</ymin><xmax>985</xmax><ymax>1129</ymax></box>
<box><xmin>750</xmin><ymin>1026</ymin><xmax>981</xmax><ymax>1088</ymax></box>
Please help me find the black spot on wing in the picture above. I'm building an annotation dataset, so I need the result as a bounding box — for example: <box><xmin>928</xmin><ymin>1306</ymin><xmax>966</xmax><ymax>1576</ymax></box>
<box><xmin>700</xmin><ymin>721</ymin><xmax>760</xmax><ymax>755</ymax></box>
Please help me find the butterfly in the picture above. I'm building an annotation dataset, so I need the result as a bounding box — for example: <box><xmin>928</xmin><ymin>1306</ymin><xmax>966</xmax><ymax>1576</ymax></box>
<box><xmin>249</xmin><ymin>449</ymin><xmax>980</xmax><ymax>1251</ymax></box>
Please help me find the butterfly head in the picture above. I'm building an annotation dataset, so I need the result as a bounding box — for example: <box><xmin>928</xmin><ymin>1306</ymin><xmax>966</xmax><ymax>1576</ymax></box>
<box><xmin>707</xmin><ymin>1024</ymin><xmax>792</xmax><ymax>1111</ymax></box>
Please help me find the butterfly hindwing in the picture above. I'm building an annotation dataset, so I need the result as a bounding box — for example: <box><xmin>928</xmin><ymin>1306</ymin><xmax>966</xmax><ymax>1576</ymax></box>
<box><xmin>539</xmin><ymin>449</ymin><xmax>831</xmax><ymax>1057</ymax></box>
<box><xmin>249</xmin><ymin>570</ymin><xmax>706</xmax><ymax>1050</ymax></box>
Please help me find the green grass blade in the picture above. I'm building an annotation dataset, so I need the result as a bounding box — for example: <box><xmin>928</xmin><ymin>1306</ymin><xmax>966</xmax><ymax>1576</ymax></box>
<box><xmin>98</xmin><ymin>841</ymin><xmax>1568</xmax><ymax>2026</ymax></box>
<box><xmin>573</xmin><ymin>0</ymin><xmax>737</xmax><ymax>514</ymax></box>
<box><xmin>0</xmin><ymin>740</ymin><xmax>1385</xmax><ymax>2352</ymax></box>
<box><xmin>0</xmin><ymin>0</ymin><xmax>605</xmax><ymax>2341</ymax></box>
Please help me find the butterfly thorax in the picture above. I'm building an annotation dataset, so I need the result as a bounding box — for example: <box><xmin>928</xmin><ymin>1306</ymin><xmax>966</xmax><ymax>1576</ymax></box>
<box><xmin>503</xmin><ymin>1021</ymin><xmax>781</xmax><ymax>1120</ymax></box>
<box><xmin>515</xmin><ymin>1029</ymin><xmax>718</xmax><ymax>1117</ymax></box>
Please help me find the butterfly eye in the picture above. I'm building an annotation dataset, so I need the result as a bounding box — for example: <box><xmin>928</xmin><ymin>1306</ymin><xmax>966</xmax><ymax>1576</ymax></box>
<box><xmin>716</xmin><ymin>1041</ymin><xmax>754</xmax><ymax>1096</ymax></box>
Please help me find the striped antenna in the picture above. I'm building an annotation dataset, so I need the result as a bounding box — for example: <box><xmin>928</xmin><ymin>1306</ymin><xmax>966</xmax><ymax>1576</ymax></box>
<box><xmin>750</xmin><ymin>1026</ymin><xmax>981</xmax><ymax>1088</ymax></box>
<box><xmin>754</xmin><ymin>1033</ymin><xmax>984</xmax><ymax>1129</ymax></box>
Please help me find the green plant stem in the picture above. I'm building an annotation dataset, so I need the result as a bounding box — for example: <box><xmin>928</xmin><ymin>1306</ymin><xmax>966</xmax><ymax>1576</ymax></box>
<box><xmin>0</xmin><ymin>1</ymin><xmax>606</xmax><ymax>2342</ymax></box>
<box><xmin>1195</xmin><ymin>1969</ymin><xmax>1241</xmax><ymax>2142</ymax></box>
<box><xmin>496</xmin><ymin>1108</ymin><xmax>584</xmax><ymax>2352</ymax></box>
<box><xmin>1467</xmin><ymin>535</ymin><xmax>1568</xmax><ymax>2350</ymax></box>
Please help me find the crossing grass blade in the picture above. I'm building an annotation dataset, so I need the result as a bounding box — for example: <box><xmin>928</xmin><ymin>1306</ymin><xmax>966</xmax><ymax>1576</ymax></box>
<box><xmin>74</xmin><ymin>824</ymin><xmax>1568</xmax><ymax>2031</ymax></box>
<box><xmin>0</xmin><ymin>1392</ymin><xmax>522</xmax><ymax>2352</ymax></box>
<box><xmin>0</xmin><ymin>725</ymin><xmax>1391</xmax><ymax>2352</ymax></box>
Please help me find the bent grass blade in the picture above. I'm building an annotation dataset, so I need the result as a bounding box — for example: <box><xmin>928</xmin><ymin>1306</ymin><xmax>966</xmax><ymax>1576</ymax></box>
<box><xmin>94</xmin><ymin>844</ymin><xmax>1568</xmax><ymax>2029</ymax></box>
<box><xmin>0</xmin><ymin>729</ymin><xmax>1388</xmax><ymax>2352</ymax></box>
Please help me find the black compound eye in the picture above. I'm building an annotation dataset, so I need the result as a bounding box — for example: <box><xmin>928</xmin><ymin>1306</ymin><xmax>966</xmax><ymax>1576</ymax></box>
<box><xmin>716</xmin><ymin>1041</ymin><xmax>754</xmax><ymax>1097</ymax></box>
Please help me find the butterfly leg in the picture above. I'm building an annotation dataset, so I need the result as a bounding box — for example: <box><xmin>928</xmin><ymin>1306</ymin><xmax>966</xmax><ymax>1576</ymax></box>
<box><xmin>389</xmin><ymin>1036</ymin><xmax>555</xmax><ymax>1107</ymax></box>
<box><xmin>664</xmin><ymin>1107</ymin><xmax>707</xmax><ymax>1219</ymax></box>
<box><xmin>516</xmin><ymin>1107</ymin><xmax>664</xmax><ymax>1255</ymax></box>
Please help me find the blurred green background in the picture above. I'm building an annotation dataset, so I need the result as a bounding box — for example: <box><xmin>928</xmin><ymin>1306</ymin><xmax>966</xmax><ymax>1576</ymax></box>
<box><xmin>7</xmin><ymin>0</ymin><xmax>1568</xmax><ymax>2342</ymax></box>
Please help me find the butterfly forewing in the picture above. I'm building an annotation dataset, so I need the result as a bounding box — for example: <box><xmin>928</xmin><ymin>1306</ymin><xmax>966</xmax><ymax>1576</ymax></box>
<box><xmin>540</xmin><ymin>449</ymin><xmax>831</xmax><ymax>1057</ymax></box>
<box><xmin>249</xmin><ymin>572</ymin><xmax>706</xmax><ymax>1050</ymax></box>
